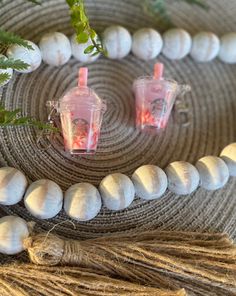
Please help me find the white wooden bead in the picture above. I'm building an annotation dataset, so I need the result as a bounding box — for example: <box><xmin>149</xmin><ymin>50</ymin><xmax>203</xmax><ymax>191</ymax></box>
<box><xmin>39</xmin><ymin>32</ymin><xmax>72</xmax><ymax>66</ymax></box>
<box><xmin>219</xmin><ymin>33</ymin><xmax>236</xmax><ymax>64</ymax></box>
<box><xmin>220</xmin><ymin>143</ymin><xmax>236</xmax><ymax>177</ymax></box>
<box><xmin>132</xmin><ymin>165</ymin><xmax>167</xmax><ymax>200</ymax></box>
<box><xmin>162</xmin><ymin>28</ymin><xmax>192</xmax><ymax>60</ymax></box>
<box><xmin>103</xmin><ymin>26</ymin><xmax>132</xmax><ymax>59</ymax></box>
<box><xmin>0</xmin><ymin>54</ymin><xmax>13</xmax><ymax>86</ymax></box>
<box><xmin>196</xmin><ymin>156</ymin><xmax>229</xmax><ymax>190</ymax></box>
<box><xmin>99</xmin><ymin>173</ymin><xmax>135</xmax><ymax>211</ymax></box>
<box><xmin>132</xmin><ymin>28</ymin><xmax>163</xmax><ymax>61</ymax></box>
<box><xmin>24</xmin><ymin>179</ymin><xmax>63</xmax><ymax>219</ymax></box>
<box><xmin>7</xmin><ymin>40</ymin><xmax>42</xmax><ymax>73</ymax></box>
<box><xmin>0</xmin><ymin>216</ymin><xmax>29</xmax><ymax>255</ymax></box>
<box><xmin>0</xmin><ymin>167</ymin><xmax>27</xmax><ymax>205</ymax></box>
<box><xmin>64</xmin><ymin>183</ymin><xmax>101</xmax><ymax>221</ymax></box>
<box><xmin>165</xmin><ymin>161</ymin><xmax>200</xmax><ymax>195</ymax></box>
<box><xmin>190</xmin><ymin>32</ymin><xmax>220</xmax><ymax>62</ymax></box>
<box><xmin>70</xmin><ymin>34</ymin><xmax>100</xmax><ymax>63</ymax></box>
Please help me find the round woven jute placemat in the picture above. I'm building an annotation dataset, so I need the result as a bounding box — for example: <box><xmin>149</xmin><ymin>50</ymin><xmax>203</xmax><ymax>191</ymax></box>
<box><xmin>0</xmin><ymin>0</ymin><xmax>235</xmax><ymax>242</ymax></box>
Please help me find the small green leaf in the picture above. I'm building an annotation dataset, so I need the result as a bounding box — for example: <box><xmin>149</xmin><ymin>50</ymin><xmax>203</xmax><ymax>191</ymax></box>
<box><xmin>0</xmin><ymin>29</ymin><xmax>33</xmax><ymax>50</ymax></box>
<box><xmin>91</xmin><ymin>51</ymin><xmax>100</xmax><ymax>57</ymax></box>
<box><xmin>13</xmin><ymin>117</ymin><xmax>31</xmax><ymax>124</ymax></box>
<box><xmin>3</xmin><ymin>109</ymin><xmax>21</xmax><ymax>124</ymax></box>
<box><xmin>89</xmin><ymin>29</ymin><xmax>97</xmax><ymax>40</ymax></box>
<box><xmin>77</xmin><ymin>32</ymin><xmax>89</xmax><ymax>43</ymax></box>
<box><xmin>0</xmin><ymin>57</ymin><xmax>29</xmax><ymax>70</ymax></box>
<box><xmin>0</xmin><ymin>73</ymin><xmax>10</xmax><ymax>86</ymax></box>
<box><xmin>75</xmin><ymin>22</ymin><xmax>86</xmax><ymax>34</ymax></box>
<box><xmin>84</xmin><ymin>45</ymin><xmax>95</xmax><ymax>54</ymax></box>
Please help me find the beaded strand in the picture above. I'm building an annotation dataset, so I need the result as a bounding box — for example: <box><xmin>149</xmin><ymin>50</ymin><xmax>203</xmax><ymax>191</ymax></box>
<box><xmin>0</xmin><ymin>143</ymin><xmax>235</xmax><ymax>222</ymax></box>
<box><xmin>1</xmin><ymin>26</ymin><xmax>236</xmax><ymax>86</ymax></box>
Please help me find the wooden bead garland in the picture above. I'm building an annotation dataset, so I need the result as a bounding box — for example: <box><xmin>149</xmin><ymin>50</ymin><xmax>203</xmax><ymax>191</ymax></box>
<box><xmin>220</xmin><ymin>143</ymin><xmax>236</xmax><ymax>177</ymax></box>
<box><xmin>99</xmin><ymin>173</ymin><xmax>135</xmax><ymax>211</ymax></box>
<box><xmin>162</xmin><ymin>28</ymin><xmax>192</xmax><ymax>60</ymax></box>
<box><xmin>196</xmin><ymin>156</ymin><xmax>230</xmax><ymax>191</ymax></box>
<box><xmin>132</xmin><ymin>165</ymin><xmax>167</xmax><ymax>200</ymax></box>
<box><xmin>218</xmin><ymin>33</ymin><xmax>236</xmax><ymax>64</ymax></box>
<box><xmin>103</xmin><ymin>25</ymin><xmax>132</xmax><ymax>59</ymax></box>
<box><xmin>3</xmin><ymin>28</ymin><xmax>236</xmax><ymax>87</ymax></box>
<box><xmin>0</xmin><ymin>167</ymin><xmax>27</xmax><ymax>205</ymax></box>
<box><xmin>132</xmin><ymin>28</ymin><xmax>163</xmax><ymax>61</ymax></box>
<box><xmin>190</xmin><ymin>32</ymin><xmax>220</xmax><ymax>62</ymax></box>
<box><xmin>7</xmin><ymin>40</ymin><xmax>42</xmax><ymax>73</ymax></box>
<box><xmin>39</xmin><ymin>32</ymin><xmax>72</xmax><ymax>66</ymax></box>
<box><xmin>165</xmin><ymin>161</ymin><xmax>200</xmax><ymax>195</ymax></box>
<box><xmin>0</xmin><ymin>143</ymin><xmax>235</xmax><ymax>221</ymax></box>
<box><xmin>24</xmin><ymin>179</ymin><xmax>63</xmax><ymax>219</ymax></box>
<box><xmin>0</xmin><ymin>215</ymin><xmax>29</xmax><ymax>255</ymax></box>
<box><xmin>64</xmin><ymin>183</ymin><xmax>102</xmax><ymax>221</ymax></box>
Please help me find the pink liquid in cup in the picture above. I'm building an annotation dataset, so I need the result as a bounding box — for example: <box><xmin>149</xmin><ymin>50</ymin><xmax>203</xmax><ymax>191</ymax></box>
<box><xmin>49</xmin><ymin>68</ymin><xmax>106</xmax><ymax>155</ymax></box>
<box><xmin>133</xmin><ymin>63</ymin><xmax>190</xmax><ymax>132</ymax></box>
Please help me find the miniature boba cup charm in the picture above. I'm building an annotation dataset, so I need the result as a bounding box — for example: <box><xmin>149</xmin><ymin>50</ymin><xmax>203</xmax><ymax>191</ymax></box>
<box><xmin>133</xmin><ymin>63</ymin><xmax>191</xmax><ymax>132</ymax></box>
<box><xmin>48</xmin><ymin>68</ymin><xmax>106</xmax><ymax>155</ymax></box>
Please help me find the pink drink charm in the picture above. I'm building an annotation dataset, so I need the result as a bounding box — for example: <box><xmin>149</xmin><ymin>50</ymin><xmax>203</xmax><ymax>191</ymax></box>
<box><xmin>133</xmin><ymin>63</ymin><xmax>190</xmax><ymax>132</ymax></box>
<box><xmin>49</xmin><ymin>68</ymin><xmax>106</xmax><ymax>155</ymax></box>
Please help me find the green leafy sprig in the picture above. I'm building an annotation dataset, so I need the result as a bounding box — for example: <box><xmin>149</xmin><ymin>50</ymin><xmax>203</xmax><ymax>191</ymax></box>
<box><xmin>0</xmin><ymin>29</ymin><xmax>32</xmax><ymax>85</ymax></box>
<box><xmin>0</xmin><ymin>73</ymin><xmax>10</xmax><ymax>86</ymax></box>
<box><xmin>0</xmin><ymin>29</ymin><xmax>33</xmax><ymax>50</ymax></box>
<box><xmin>0</xmin><ymin>104</ymin><xmax>58</xmax><ymax>132</ymax></box>
<box><xmin>66</xmin><ymin>0</ymin><xmax>106</xmax><ymax>56</ymax></box>
<box><xmin>0</xmin><ymin>57</ymin><xmax>29</xmax><ymax>71</ymax></box>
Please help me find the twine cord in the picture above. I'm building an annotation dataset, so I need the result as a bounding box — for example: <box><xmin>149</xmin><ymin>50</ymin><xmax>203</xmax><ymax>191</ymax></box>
<box><xmin>24</xmin><ymin>230</ymin><xmax>236</xmax><ymax>295</ymax></box>
<box><xmin>0</xmin><ymin>264</ymin><xmax>187</xmax><ymax>296</ymax></box>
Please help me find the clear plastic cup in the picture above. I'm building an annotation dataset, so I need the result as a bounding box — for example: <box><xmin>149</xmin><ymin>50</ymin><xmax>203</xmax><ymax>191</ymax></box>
<box><xmin>133</xmin><ymin>63</ymin><xmax>190</xmax><ymax>132</ymax></box>
<box><xmin>48</xmin><ymin>68</ymin><xmax>106</xmax><ymax>155</ymax></box>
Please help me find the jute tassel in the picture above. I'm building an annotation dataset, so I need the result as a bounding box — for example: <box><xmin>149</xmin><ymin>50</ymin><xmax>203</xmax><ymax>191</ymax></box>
<box><xmin>0</xmin><ymin>264</ymin><xmax>186</xmax><ymax>296</ymax></box>
<box><xmin>24</xmin><ymin>231</ymin><xmax>236</xmax><ymax>296</ymax></box>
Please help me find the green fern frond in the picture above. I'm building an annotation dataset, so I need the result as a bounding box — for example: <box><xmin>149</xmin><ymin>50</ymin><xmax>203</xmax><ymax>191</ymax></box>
<box><xmin>0</xmin><ymin>57</ymin><xmax>29</xmax><ymax>70</ymax></box>
<box><xmin>0</xmin><ymin>73</ymin><xmax>10</xmax><ymax>86</ymax></box>
<box><xmin>0</xmin><ymin>29</ymin><xmax>33</xmax><ymax>49</ymax></box>
<box><xmin>0</xmin><ymin>104</ymin><xmax>58</xmax><ymax>131</ymax></box>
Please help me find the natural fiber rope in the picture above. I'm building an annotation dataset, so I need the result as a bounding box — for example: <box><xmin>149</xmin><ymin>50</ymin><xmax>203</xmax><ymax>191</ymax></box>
<box><xmin>0</xmin><ymin>264</ymin><xmax>186</xmax><ymax>296</ymax></box>
<box><xmin>0</xmin><ymin>0</ymin><xmax>235</xmax><ymax>242</ymax></box>
<box><xmin>22</xmin><ymin>230</ymin><xmax>236</xmax><ymax>295</ymax></box>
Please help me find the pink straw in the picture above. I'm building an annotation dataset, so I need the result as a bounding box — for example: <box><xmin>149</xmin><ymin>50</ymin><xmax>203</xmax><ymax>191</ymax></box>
<box><xmin>78</xmin><ymin>67</ymin><xmax>88</xmax><ymax>87</ymax></box>
<box><xmin>154</xmin><ymin>63</ymin><xmax>164</xmax><ymax>80</ymax></box>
